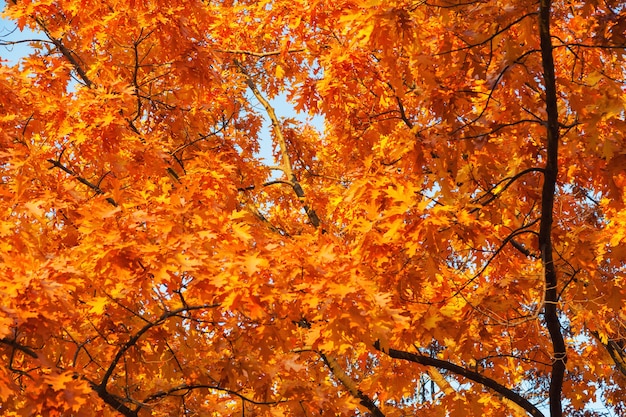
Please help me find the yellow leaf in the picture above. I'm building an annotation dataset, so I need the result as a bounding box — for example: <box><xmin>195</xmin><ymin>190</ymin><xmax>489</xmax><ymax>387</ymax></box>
<box><xmin>232</xmin><ymin>222</ymin><xmax>253</xmax><ymax>242</ymax></box>
<box><xmin>87</xmin><ymin>296</ymin><xmax>108</xmax><ymax>315</ymax></box>
<box><xmin>244</xmin><ymin>253</ymin><xmax>269</xmax><ymax>275</ymax></box>
<box><xmin>24</xmin><ymin>200</ymin><xmax>46</xmax><ymax>218</ymax></box>
<box><xmin>44</xmin><ymin>372</ymin><xmax>76</xmax><ymax>391</ymax></box>
<box><xmin>440</xmin><ymin>297</ymin><xmax>466</xmax><ymax>319</ymax></box>
<box><xmin>456</xmin><ymin>210</ymin><xmax>473</xmax><ymax>225</ymax></box>
<box><xmin>423</xmin><ymin>313</ymin><xmax>442</xmax><ymax>330</ymax></box>
<box><xmin>275</xmin><ymin>64</ymin><xmax>286</xmax><ymax>79</ymax></box>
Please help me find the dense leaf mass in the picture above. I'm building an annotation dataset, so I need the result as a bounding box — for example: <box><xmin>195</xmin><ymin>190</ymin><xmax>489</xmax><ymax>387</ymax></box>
<box><xmin>1</xmin><ymin>0</ymin><xmax>625</xmax><ymax>416</ymax></box>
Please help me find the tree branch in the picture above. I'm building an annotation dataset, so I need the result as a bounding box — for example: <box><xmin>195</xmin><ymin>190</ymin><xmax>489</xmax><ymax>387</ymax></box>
<box><xmin>47</xmin><ymin>154</ymin><xmax>118</xmax><ymax>206</ymax></box>
<box><xmin>538</xmin><ymin>1</ymin><xmax>566</xmax><ymax>416</ymax></box>
<box><xmin>88</xmin><ymin>379</ymin><xmax>138</xmax><ymax>417</ymax></box>
<box><xmin>142</xmin><ymin>383</ymin><xmax>287</xmax><ymax>406</ymax></box>
<box><xmin>373</xmin><ymin>342</ymin><xmax>544</xmax><ymax>417</ymax></box>
<box><xmin>99</xmin><ymin>304</ymin><xmax>219</xmax><ymax>390</ymax></box>
<box><xmin>471</xmin><ymin>167</ymin><xmax>545</xmax><ymax>210</ymax></box>
<box><xmin>437</xmin><ymin>13</ymin><xmax>538</xmax><ymax>55</ymax></box>
<box><xmin>320</xmin><ymin>352</ymin><xmax>386</xmax><ymax>417</ymax></box>
<box><xmin>236</xmin><ymin>60</ymin><xmax>320</xmax><ymax>228</ymax></box>
<box><xmin>35</xmin><ymin>19</ymin><xmax>93</xmax><ymax>88</ymax></box>
<box><xmin>215</xmin><ymin>48</ymin><xmax>304</xmax><ymax>57</ymax></box>
<box><xmin>589</xmin><ymin>331</ymin><xmax>626</xmax><ymax>377</ymax></box>
<box><xmin>0</xmin><ymin>337</ymin><xmax>38</xmax><ymax>359</ymax></box>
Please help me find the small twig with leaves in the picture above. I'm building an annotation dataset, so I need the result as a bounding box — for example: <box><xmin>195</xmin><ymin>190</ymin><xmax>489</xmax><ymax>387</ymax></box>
<box><xmin>47</xmin><ymin>149</ymin><xmax>117</xmax><ymax>206</ymax></box>
<box><xmin>215</xmin><ymin>48</ymin><xmax>305</xmax><ymax>58</ymax></box>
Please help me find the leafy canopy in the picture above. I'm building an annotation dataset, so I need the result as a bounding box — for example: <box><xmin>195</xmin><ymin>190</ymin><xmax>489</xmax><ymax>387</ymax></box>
<box><xmin>1</xmin><ymin>0</ymin><xmax>626</xmax><ymax>416</ymax></box>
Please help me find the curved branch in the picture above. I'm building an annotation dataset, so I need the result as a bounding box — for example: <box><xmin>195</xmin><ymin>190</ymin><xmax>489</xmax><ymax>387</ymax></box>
<box><xmin>215</xmin><ymin>48</ymin><xmax>305</xmax><ymax>57</ymax></box>
<box><xmin>373</xmin><ymin>342</ymin><xmax>544</xmax><ymax>417</ymax></box>
<box><xmin>47</xmin><ymin>154</ymin><xmax>118</xmax><ymax>206</ymax></box>
<box><xmin>471</xmin><ymin>167</ymin><xmax>545</xmax><ymax>211</ymax></box>
<box><xmin>0</xmin><ymin>38</ymin><xmax>53</xmax><ymax>46</ymax></box>
<box><xmin>451</xmin><ymin>224</ymin><xmax>540</xmax><ymax>298</ymax></box>
<box><xmin>99</xmin><ymin>304</ymin><xmax>219</xmax><ymax>390</ymax></box>
<box><xmin>458</xmin><ymin>119</ymin><xmax>545</xmax><ymax>140</ymax></box>
<box><xmin>88</xmin><ymin>380</ymin><xmax>138</xmax><ymax>417</ymax></box>
<box><xmin>142</xmin><ymin>383</ymin><xmax>288</xmax><ymax>406</ymax></box>
<box><xmin>510</xmin><ymin>238</ymin><xmax>537</xmax><ymax>258</ymax></box>
<box><xmin>437</xmin><ymin>13</ymin><xmax>538</xmax><ymax>55</ymax></box>
<box><xmin>450</xmin><ymin>48</ymin><xmax>541</xmax><ymax>135</ymax></box>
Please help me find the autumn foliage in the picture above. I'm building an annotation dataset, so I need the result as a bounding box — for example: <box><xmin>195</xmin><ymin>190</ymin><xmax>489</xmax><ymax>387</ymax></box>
<box><xmin>1</xmin><ymin>0</ymin><xmax>626</xmax><ymax>415</ymax></box>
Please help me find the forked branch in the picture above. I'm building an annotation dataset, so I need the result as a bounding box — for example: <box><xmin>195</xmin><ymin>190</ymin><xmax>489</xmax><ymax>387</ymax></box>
<box><xmin>99</xmin><ymin>304</ymin><xmax>220</xmax><ymax>390</ymax></box>
<box><xmin>142</xmin><ymin>383</ymin><xmax>288</xmax><ymax>406</ymax></box>
<box><xmin>215</xmin><ymin>48</ymin><xmax>305</xmax><ymax>58</ymax></box>
<box><xmin>235</xmin><ymin>61</ymin><xmax>321</xmax><ymax>228</ymax></box>
<box><xmin>0</xmin><ymin>337</ymin><xmax>38</xmax><ymax>359</ymax></box>
<box><xmin>47</xmin><ymin>152</ymin><xmax>118</xmax><ymax>206</ymax></box>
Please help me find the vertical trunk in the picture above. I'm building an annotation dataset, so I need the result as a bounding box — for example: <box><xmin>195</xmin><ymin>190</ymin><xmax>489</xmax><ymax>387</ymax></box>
<box><xmin>538</xmin><ymin>0</ymin><xmax>567</xmax><ymax>416</ymax></box>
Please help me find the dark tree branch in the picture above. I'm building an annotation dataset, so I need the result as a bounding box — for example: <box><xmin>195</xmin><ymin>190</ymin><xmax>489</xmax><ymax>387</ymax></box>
<box><xmin>35</xmin><ymin>19</ymin><xmax>93</xmax><ymax>88</ymax></box>
<box><xmin>142</xmin><ymin>383</ymin><xmax>288</xmax><ymax>406</ymax></box>
<box><xmin>0</xmin><ymin>38</ymin><xmax>53</xmax><ymax>46</ymax></box>
<box><xmin>451</xmin><ymin>223</ymin><xmax>539</xmax><ymax>299</ymax></box>
<box><xmin>458</xmin><ymin>119</ymin><xmax>544</xmax><ymax>140</ymax></box>
<box><xmin>47</xmin><ymin>154</ymin><xmax>118</xmax><ymax>206</ymax></box>
<box><xmin>538</xmin><ymin>1</ymin><xmax>566</xmax><ymax>416</ymax></box>
<box><xmin>1</xmin><ymin>332</ymin><xmax>137</xmax><ymax>416</ymax></box>
<box><xmin>373</xmin><ymin>342</ymin><xmax>545</xmax><ymax>417</ymax></box>
<box><xmin>510</xmin><ymin>238</ymin><xmax>537</xmax><ymax>258</ymax></box>
<box><xmin>99</xmin><ymin>304</ymin><xmax>219</xmax><ymax>391</ymax></box>
<box><xmin>0</xmin><ymin>337</ymin><xmax>38</xmax><ymax>359</ymax></box>
<box><xmin>88</xmin><ymin>379</ymin><xmax>138</xmax><ymax>417</ymax></box>
<box><xmin>471</xmin><ymin>167</ymin><xmax>545</xmax><ymax>212</ymax></box>
<box><xmin>437</xmin><ymin>13</ymin><xmax>538</xmax><ymax>55</ymax></box>
<box><xmin>596</xmin><ymin>334</ymin><xmax>626</xmax><ymax>377</ymax></box>
<box><xmin>215</xmin><ymin>48</ymin><xmax>305</xmax><ymax>57</ymax></box>
<box><xmin>89</xmin><ymin>303</ymin><xmax>219</xmax><ymax>414</ymax></box>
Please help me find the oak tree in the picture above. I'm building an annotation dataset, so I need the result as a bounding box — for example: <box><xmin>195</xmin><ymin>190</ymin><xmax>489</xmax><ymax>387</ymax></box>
<box><xmin>1</xmin><ymin>0</ymin><xmax>626</xmax><ymax>416</ymax></box>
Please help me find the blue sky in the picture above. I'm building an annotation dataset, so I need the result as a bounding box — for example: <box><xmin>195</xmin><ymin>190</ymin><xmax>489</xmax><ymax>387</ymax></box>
<box><xmin>0</xmin><ymin>3</ymin><xmax>42</xmax><ymax>65</ymax></box>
